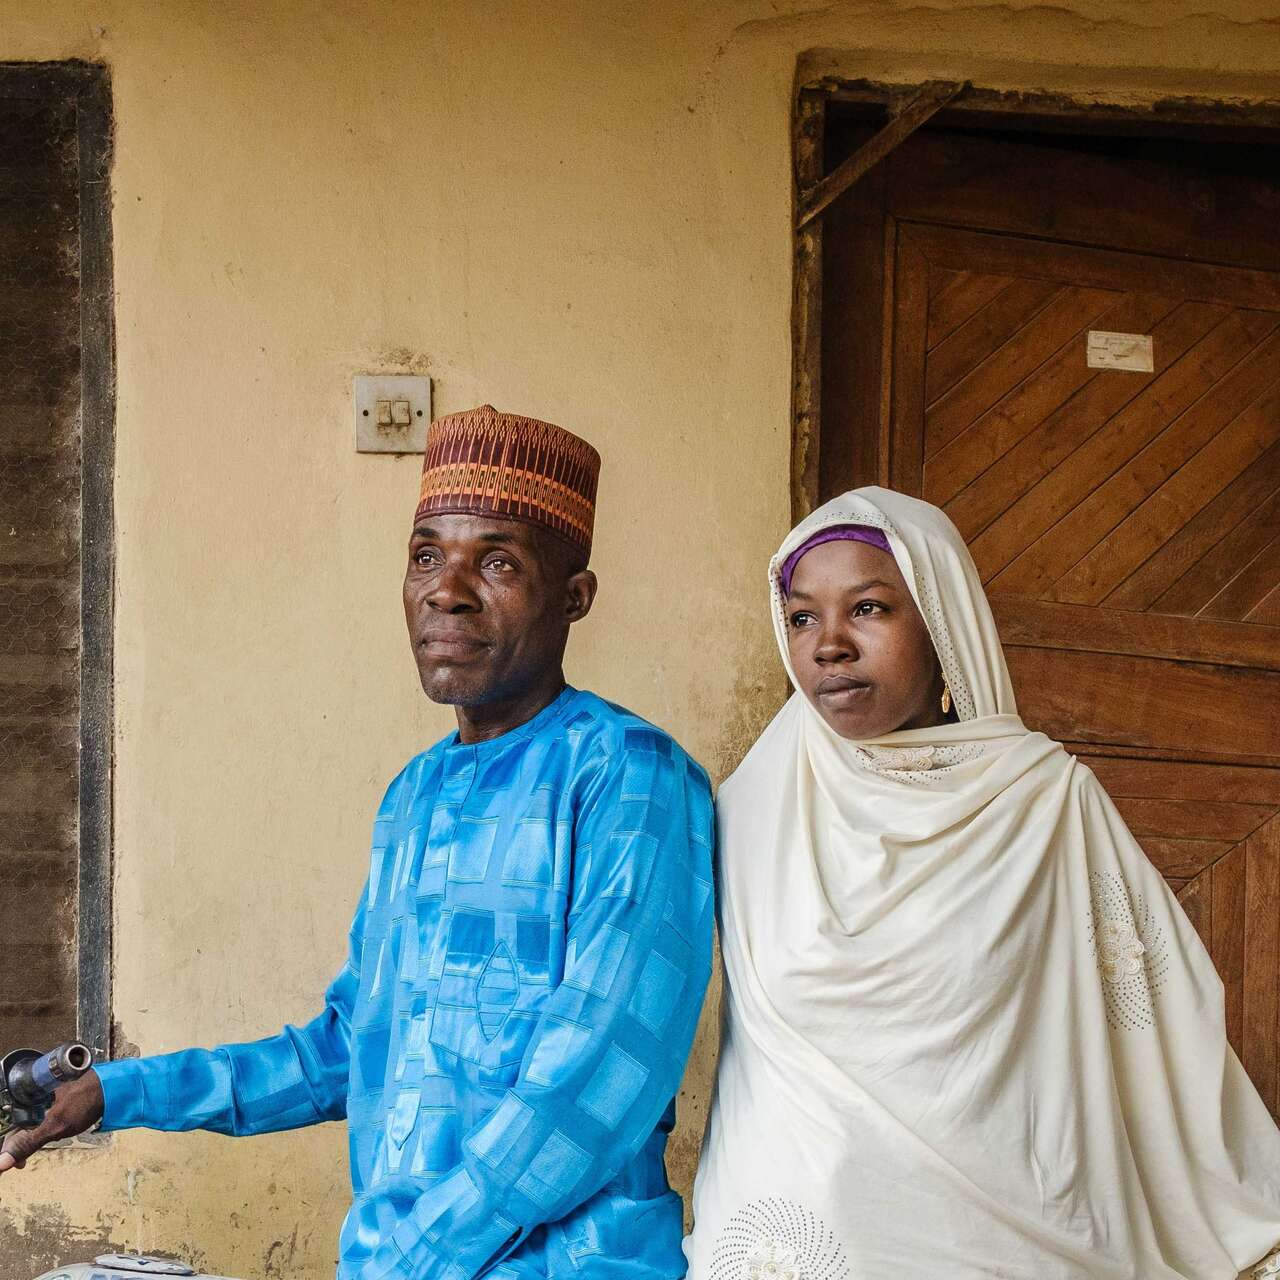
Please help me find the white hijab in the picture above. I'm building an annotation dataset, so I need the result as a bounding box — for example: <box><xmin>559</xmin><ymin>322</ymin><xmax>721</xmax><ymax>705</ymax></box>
<box><xmin>686</xmin><ymin>488</ymin><xmax>1280</xmax><ymax>1280</ymax></box>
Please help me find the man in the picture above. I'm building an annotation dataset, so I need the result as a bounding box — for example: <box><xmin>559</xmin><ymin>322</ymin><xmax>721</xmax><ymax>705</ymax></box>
<box><xmin>1</xmin><ymin>406</ymin><xmax>715</xmax><ymax>1280</ymax></box>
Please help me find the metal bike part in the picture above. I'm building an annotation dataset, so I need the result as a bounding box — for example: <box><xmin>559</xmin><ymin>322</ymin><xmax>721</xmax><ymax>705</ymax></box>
<box><xmin>0</xmin><ymin>1042</ymin><xmax>94</xmax><ymax>1136</ymax></box>
<box><xmin>33</xmin><ymin>1255</ymin><xmax>245</xmax><ymax>1280</ymax></box>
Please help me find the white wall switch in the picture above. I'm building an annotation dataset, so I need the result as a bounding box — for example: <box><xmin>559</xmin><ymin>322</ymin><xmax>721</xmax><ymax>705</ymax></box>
<box><xmin>354</xmin><ymin>375</ymin><xmax>431</xmax><ymax>453</ymax></box>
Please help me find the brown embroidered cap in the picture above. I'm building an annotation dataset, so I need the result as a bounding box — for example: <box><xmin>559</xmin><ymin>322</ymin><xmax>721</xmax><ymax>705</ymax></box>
<box><xmin>415</xmin><ymin>405</ymin><xmax>601</xmax><ymax>558</ymax></box>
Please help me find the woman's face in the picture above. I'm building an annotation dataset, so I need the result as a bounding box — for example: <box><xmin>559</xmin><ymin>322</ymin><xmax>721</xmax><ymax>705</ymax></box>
<box><xmin>785</xmin><ymin>539</ymin><xmax>947</xmax><ymax>740</ymax></box>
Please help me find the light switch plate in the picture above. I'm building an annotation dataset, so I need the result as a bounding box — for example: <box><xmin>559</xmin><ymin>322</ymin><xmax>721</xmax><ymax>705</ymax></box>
<box><xmin>354</xmin><ymin>375</ymin><xmax>431</xmax><ymax>453</ymax></box>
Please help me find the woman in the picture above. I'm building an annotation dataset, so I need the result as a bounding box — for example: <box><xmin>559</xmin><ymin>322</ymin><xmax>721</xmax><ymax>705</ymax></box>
<box><xmin>686</xmin><ymin>487</ymin><xmax>1280</xmax><ymax>1280</ymax></box>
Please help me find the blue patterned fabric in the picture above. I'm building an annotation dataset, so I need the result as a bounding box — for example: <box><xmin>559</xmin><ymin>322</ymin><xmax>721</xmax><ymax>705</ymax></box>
<box><xmin>96</xmin><ymin>687</ymin><xmax>715</xmax><ymax>1280</ymax></box>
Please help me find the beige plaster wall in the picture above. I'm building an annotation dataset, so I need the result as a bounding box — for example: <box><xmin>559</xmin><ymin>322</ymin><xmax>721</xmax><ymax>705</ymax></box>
<box><xmin>2</xmin><ymin>1</ymin><xmax>1278</xmax><ymax>1276</ymax></box>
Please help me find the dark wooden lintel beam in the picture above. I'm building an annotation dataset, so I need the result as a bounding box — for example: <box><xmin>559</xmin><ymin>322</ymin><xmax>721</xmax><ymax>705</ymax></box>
<box><xmin>796</xmin><ymin>79</ymin><xmax>967</xmax><ymax>229</ymax></box>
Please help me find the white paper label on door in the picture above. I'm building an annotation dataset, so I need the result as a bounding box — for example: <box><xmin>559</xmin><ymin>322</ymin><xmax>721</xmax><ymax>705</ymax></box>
<box><xmin>1087</xmin><ymin>330</ymin><xmax>1154</xmax><ymax>372</ymax></box>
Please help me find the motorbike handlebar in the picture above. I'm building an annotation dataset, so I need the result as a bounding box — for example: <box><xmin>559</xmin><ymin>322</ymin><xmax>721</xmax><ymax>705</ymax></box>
<box><xmin>0</xmin><ymin>1042</ymin><xmax>94</xmax><ymax>1134</ymax></box>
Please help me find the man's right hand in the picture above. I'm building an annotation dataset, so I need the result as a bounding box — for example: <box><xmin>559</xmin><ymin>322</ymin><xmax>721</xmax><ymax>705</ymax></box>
<box><xmin>0</xmin><ymin>1070</ymin><xmax>105</xmax><ymax>1173</ymax></box>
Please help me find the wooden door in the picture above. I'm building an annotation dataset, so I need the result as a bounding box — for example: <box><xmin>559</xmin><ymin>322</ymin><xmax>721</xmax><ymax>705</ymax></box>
<box><xmin>0</xmin><ymin>68</ymin><xmax>113</xmax><ymax>1054</ymax></box>
<box><xmin>818</xmin><ymin>117</ymin><xmax>1280</xmax><ymax>1119</ymax></box>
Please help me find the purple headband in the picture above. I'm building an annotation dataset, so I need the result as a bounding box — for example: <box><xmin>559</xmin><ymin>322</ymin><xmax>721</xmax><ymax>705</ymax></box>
<box><xmin>779</xmin><ymin>525</ymin><xmax>893</xmax><ymax>597</ymax></box>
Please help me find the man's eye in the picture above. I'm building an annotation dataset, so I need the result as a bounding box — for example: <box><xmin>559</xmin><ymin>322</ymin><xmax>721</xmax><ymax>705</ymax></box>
<box><xmin>485</xmin><ymin>556</ymin><xmax>515</xmax><ymax>571</ymax></box>
<box><xmin>413</xmin><ymin>549</ymin><xmax>441</xmax><ymax>567</ymax></box>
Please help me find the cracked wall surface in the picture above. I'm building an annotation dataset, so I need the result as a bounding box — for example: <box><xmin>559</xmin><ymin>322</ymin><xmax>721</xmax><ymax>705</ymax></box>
<box><xmin>2</xmin><ymin>1</ymin><xmax>1277</xmax><ymax>1277</ymax></box>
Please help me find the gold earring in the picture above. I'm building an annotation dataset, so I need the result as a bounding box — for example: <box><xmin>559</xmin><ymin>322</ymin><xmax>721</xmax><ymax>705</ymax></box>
<box><xmin>941</xmin><ymin>683</ymin><xmax>952</xmax><ymax>716</ymax></box>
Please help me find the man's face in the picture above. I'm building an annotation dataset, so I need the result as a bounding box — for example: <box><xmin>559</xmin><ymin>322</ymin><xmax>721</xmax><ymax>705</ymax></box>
<box><xmin>403</xmin><ymin>513</ymin><xmax>595</xmax><ymax>707</ymax></box>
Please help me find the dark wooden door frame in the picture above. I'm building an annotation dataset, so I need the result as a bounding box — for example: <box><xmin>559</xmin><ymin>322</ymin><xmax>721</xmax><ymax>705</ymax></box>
<box><xmin>791</xmin><ymin>78</ymin><xmax>1280</xmax><ymax>523</ymax></box>
<box><xmin>0</xmin><ymin>61</ymin><xmax>114</xmax><ymax>1054</ymax></box>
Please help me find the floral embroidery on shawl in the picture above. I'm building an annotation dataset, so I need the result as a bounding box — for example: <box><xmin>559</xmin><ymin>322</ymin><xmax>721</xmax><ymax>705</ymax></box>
<box><xmin>711</xmin><ymin>1200</ymin><xmax>850</xmax><ymax>1280</ymax></box>
<box><xmin>745</xmin><ymin>1238</ymin><xmax>803</xmax><ymax>1280</ymax></box>
<box><xmin>1098</xmin><ymin>917</ymin><xmax>1146</xmax><ymax>984</ymax></box>
<box><xmin>1089</xmin><ymin>871</ymin><xmax>1169</xmax><ymax>1032</ymax></box>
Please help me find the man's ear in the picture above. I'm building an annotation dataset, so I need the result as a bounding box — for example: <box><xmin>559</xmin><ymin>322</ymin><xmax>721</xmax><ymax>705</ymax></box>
<box><xmin>565</xmin><ymin>569</ymin><xmax>597</xmax><ymax>624</ymax></box>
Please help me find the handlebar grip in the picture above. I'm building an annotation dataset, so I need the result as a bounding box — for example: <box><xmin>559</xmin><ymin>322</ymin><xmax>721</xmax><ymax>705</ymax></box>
<box><xmin>28</xmin><ymin>1043</ymin><xmax>94</xmax><ymax>1093</ymax></box>
<box><xmin>6</xmin><ymin>1042</ymin><xmax>94</xmax><ymax>1106</ymax></box>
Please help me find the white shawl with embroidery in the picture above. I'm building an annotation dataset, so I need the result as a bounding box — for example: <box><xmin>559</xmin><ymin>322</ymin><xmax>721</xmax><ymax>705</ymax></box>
<box><xmin>686</xmin><ymin>488</ymin><xmax>1280</xmax><ymax>1280</ymax></box>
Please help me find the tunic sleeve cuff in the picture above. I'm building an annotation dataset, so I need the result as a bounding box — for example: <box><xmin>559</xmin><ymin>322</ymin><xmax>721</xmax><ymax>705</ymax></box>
<box><xmin>94</xmin><ymin>1058</ymin><xmax>154</xmax><ymax>1131</ymax></box>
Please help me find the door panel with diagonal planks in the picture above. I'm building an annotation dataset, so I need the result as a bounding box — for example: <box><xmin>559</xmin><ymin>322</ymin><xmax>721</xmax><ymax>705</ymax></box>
<box><xmin>819</xmin><ymin>115</ymin><xmax>1280</xmax><ymax>1120</ymax></box>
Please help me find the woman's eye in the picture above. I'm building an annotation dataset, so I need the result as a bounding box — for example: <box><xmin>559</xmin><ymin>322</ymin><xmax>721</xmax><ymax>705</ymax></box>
<box><xmin>789</xmin><ymin>611</ymin><xmax>815</xmax><ymax>628</ymax></box>
<box><xmin>853</xmin><ymin>601</ymin><xmax>885</xmax><ymax>617</ymax></box>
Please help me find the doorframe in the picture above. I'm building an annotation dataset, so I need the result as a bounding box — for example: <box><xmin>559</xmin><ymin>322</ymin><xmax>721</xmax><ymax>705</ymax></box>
<box><xmin>791</xmin><ymin>76</ymin><xmax>1280</xmax><ymax>523</ymax></box>
<box><xmin>0</xmin><ymin>61</ymin><xmax>115</xmax><ymax>1054</ymax></box>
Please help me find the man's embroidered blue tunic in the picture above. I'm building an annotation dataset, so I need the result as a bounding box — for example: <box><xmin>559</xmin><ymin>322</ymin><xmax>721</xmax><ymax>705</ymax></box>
<box><xmin>96</xmin><ymin>688</ymin><xmax>715</xmax><ymax>1280</ymax></box>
